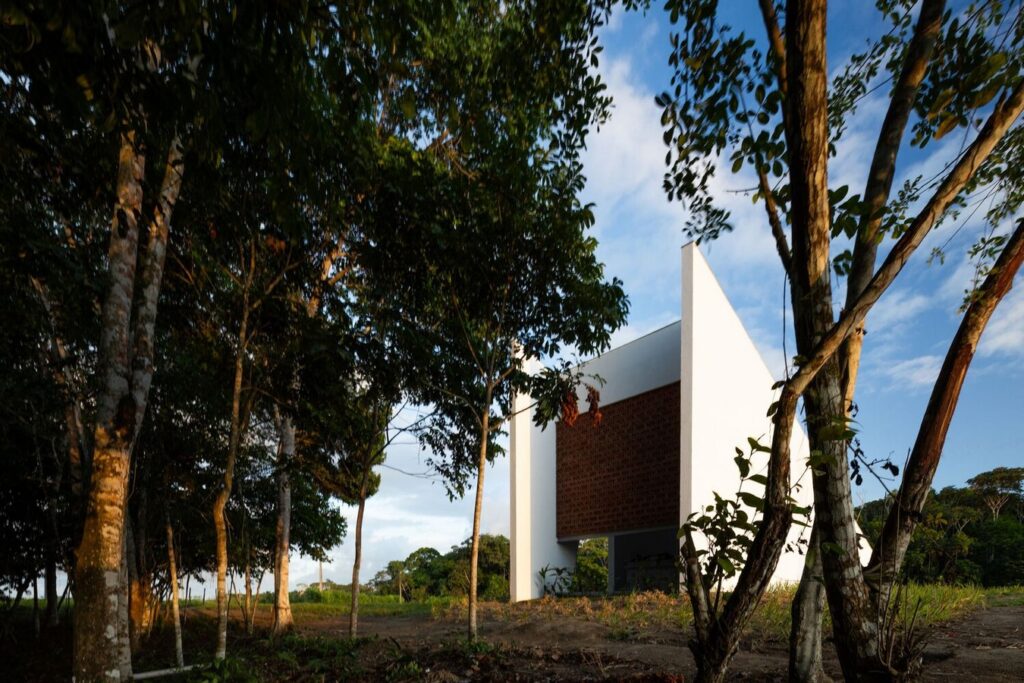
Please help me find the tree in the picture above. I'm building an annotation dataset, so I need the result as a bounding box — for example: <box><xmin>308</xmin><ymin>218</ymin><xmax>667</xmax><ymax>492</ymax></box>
<box><xmin>360</xmin><ymin>0</ymin><xmax>628</xmax><ymax>641</ymax></box>
<box><xmin>1</xmin><ymin>3</ymin><xmax>207</xmax><ymax>676</ymax></box>
<box><xmin>968</xmin><ymin>467</ymin><xmax>1024</xmax><ymax>519</ymax></box>
<box><xmin>574</xmin><ymin>538</ymin><xmax>610</xmax><ymax>593</ymax></box>
<box><xmin>658</xmin><ymin>1</ymin><xmax>1024</xmax><ymax>680</ymax></box>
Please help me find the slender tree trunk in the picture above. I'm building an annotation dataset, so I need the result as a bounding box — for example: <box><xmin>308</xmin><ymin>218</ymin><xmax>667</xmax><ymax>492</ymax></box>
<box><xmin>867</xmin><ymin>222</ymin><xmax>1024</xmax><ymax>606</ymax></box>
<box><xmin>243</xmin><ymin>550</ymin><xmax>253</xmax><ymax>635</ymax></box>
<box><xmin>468</xmin><ymin>391</ymin><xmax>492</xmax><ymax>641</ymax></box>
<box><xmin>790</xmin><ymin>521</ymin><xmax>831</xmax><ymax>683</ymax></box>
<box><xmin>252</xmin><ymin>571</ymin><xmax>264</xmax><ymax>628</ymax></box>
<box><xmin>788</xmin><ymin>4</ymin><xmax>946</xmax><ymax>671</ymax></box>
<box><xmin>271</xmin><ymin>413</ymin><xmax>295</xmax><ymax>636</ymax></box>
<box><xmin>74</xmin><ymin>131</ymin><xmax>144</xmax><ymax>683</ymax></box>
<box><xmin>117</xmin><ymin>534</ymin><xmax>131</xmax><ymax>680</ymax></box>
<box><xmin>166</xmin><ymin>515</ymin><xmax>184</xmax><ymax>669</ymax></box>
<box><xmin>349</xmin><ymin>478</ymin><xmax>368</xmax><ymax>638</ymax></box>
<box><xmin>214</xmin><ymin>299</ymin><xmax>249</xmax><ymax>660</ymax></box>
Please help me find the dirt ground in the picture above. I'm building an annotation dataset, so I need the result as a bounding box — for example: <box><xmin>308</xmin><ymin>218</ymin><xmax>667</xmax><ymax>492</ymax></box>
<box><xmin>286</xmin><ymin>604</ymin><xmax>1024</xmax><ymax>681</ymax></box>
<box><xmin>4</xmin><ymin>602</ymin><xmax>1022</xmax><ymax>681</ymax></box>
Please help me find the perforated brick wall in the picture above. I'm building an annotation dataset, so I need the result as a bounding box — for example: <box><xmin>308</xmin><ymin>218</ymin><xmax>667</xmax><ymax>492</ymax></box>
<box><xmin>556</xmin><ymin>382</ymin><xmax>680</xmax><ymax>539</ymax></box>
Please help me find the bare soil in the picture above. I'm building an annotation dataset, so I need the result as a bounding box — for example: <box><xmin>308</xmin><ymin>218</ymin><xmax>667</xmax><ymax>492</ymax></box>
<box><xmin>284</xmin><ymin>603</ymin><xmax>1024</xmax><ymax>681</ymax></box>
<box><xmin>4</xmin><ymin>602</ymin><xmax>1022</xmax><ymax>680</ymax></box>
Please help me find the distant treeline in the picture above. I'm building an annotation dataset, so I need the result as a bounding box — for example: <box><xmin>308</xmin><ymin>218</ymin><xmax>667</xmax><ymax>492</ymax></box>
<box><xmin>320</xmin><ymin>534</ymin><xmax>609</xmax><ymax>603</ymax></box>
<box><xmin>858</xmin><ymin>467</ymin><xmax>1024</xmax><ymax>586</ymax></box>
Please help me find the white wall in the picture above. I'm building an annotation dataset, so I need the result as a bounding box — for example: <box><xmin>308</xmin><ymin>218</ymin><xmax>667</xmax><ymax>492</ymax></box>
<box><xmin>681</xmin><ymin>243</ymin><xmax>860</xmax><ymax>584</ymax></box>
<box><xmin>510</xmin><ymin>358</ymin><xmax>578</xmax><ymax>601</ymax></box>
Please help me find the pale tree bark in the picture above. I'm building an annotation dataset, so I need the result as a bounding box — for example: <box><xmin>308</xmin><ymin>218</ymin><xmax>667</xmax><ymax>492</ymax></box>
<box><xmin>789</xmin><ymin>520</ymin><xmax>831</xmax><ymax>683</ymax></box>
<box><xmin>782</xmin><ymin>0</ymin><xmax>887</xmax><ymax>675</ymax></box>
<box><xmin>73</xmin><ymin>131</ymin><xmax>144</xmax><ymax>683</ymax></box>
<box><xmin>213</xmin><ymin>296</ymin><xmax>249</xmax><ymax>660</ymax></box>
<box><xmin>117</xmin><ymin>532</ymin><xmax>131</xmax><ymax>679</ymax></box>
<box><xmin>166</xmin><ymin>513</ymin><xmax>184</xmax><ymax>669</ymax></box>
<box><xmin>270</xmin><ymin>412</ymin><xmax>295</xmax><ymax>636</ymax></box>
<box><xmin>807</xmin><ymin>78</ymin><xmax>1024</xmax><ymax>681</ymax></box>
<box><xmin>866</xmin><ymin>221</ymin><xmax>1024</xmax><ymax>606</ymax></box>
<box><xmin>349</xmin><ymin>476</ymin><xmax>369</xmax><ymax>638</ymax></box>
<box><xmin>467</xmin><ymin>386</ymin><xmax>493</xmax><ymax>641</ymax></box>
<box><xmin>241</xmin><ymin>521</ymin><xmax>254</xmax><ymax>636</ymax></box>
<box><xmin>73</xmin><ymin>130</ymin><xmax>185</xmax><ymax>681</ymax></box>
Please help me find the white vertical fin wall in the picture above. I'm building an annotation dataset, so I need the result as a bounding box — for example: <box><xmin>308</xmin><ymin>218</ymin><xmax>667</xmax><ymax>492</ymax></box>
<box><xmin>510</xmin><ymin>357</ymin><xmax>577</xmax><ymax>602</ymax></box>
<box><xmin>680</xmin><ymin>243</ymin><xmax>815</xmax><ymax>584</ymax></box>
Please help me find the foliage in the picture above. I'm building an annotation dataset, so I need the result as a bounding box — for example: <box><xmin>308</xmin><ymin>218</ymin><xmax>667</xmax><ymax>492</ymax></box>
<box><xmin>574</xmin><ymin>538</ymin><xmax>610</xmax><ymax>593</ymax></box>
<box><xmin>859</xmin><ymin>468</ymin><xmax>1024</xmax><ymax>586</ymax></box>
<box><xmin>371</xmin><ymin>535</ymin><xmax>511</xmax><ymax>602</ymax></box>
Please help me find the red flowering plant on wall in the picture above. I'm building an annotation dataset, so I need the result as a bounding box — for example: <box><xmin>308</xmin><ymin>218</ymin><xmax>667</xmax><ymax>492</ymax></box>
<box><xmin>531</xmin><ymin>364</ymin><xmax>605</xmax><ymax>430</ymax></box>
<box><xmin>558</xmin><ymin>383</ymin><xmax>602</xmax><ymax>428</ymax></box>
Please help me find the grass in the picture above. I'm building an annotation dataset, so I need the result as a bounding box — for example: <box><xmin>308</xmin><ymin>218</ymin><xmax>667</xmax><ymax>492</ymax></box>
<box><xmin>177</xmin><ymin>590</ymin><xmax>456</xmax><ymax>619</ymax></box>
<box><xmin>457</xmin><ymin>582</ymin><xmax>1023</xmax><ymax>646</ymax></box>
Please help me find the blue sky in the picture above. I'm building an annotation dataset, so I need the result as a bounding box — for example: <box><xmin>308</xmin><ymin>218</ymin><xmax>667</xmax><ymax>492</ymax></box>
<box><xmin>291</xmin><ymin>4</ymin><xmax>1024</xmax><ymax>589</ymax></box>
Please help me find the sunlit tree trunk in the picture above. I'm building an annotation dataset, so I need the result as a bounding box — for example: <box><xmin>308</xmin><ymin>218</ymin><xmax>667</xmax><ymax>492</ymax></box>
<box><xmin>349</xmin><ymin>475</ymin><xmax>369</xmax><ymax>638</ymax></box>
<box><xmin>271</xmin><ymin>413</ymin><xmax>295</xmax><ymax>636</ymax></box>
<box><xmin>166</xmin><ymin>514</ymin><xmax>184</xmax><ymax>669</ymax></box>
<box><xmin>789</xmin><ymin>2</ymin><xmax>946</xmax><ymax>672</ymax></box>
<box><xmin>468</xmin><ymin>386</ymin><xmax>492</xmax><ymax>641</ymax></box>
<box><xmin>214</xmin><ymin>296</ymin><xmax>249</xmax><ymax>660</ymax></box>
<box><xmin>73</xmin><ymin>132</ymin><xmax>144</xmax><ymax>683</ymax></box>
<box><xmin>74</xmin><ymin>132</ymin><xmax>183</xmax><ymax>681</ymax></box>
<box><xmin>866</xmin><ymin>222</ymin><xmax>1024</xmax><ymax>607</ymax></box>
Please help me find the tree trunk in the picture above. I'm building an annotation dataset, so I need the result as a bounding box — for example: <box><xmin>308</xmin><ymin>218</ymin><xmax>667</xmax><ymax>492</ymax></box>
<box><xmin>468</xmin><ymin>392</ymin><xmax>492</xmax><ymax>641</ymax></box>
<box><xmin>212</xmin><ymin>500</ymin><xmax>229</xmax><ymax>660</ymax></box>
<box><xmin>166</xmin><ymin>515</ymin><xmax>184</xmax><ymax>669</ymax></box>
<box><xmin>271</xmin><ymin>414</ymin><xmax>295</xmax><ymax>636</ymax></box>
<box><xmin>243</xmin><ymin>551</ymin><xmax>253</xmax><ymax>635</ymax></box>
<box><xmin>787</xmin><ymin>3</ymin><xmax>946</xmax><ymax>673</ymax></box>
<box><xmin>867</xmin><ymin>221</ymin><xmax>1024</xmax><ymax>606</ymax></box>
<box><xmin>73</xmin><ymin>130</ymin><xmax>183</xmax><ymax>681</ymax></box>
<box><xmin>117</xmin><ymin>534</ymin><xmax>132</xmax><ymax>680</ymax></box>
<box><xmin>73</xmin><ymin>131</ymin><xmax>144</xmax><ymax>683</ymax></box>
<box><xmin>349</xmin><ymin>480</ymin><xmax>368</xmax><ymax>638</ymax></box>
<box><xmin>790</xmin><ymin>520</ymin><xmax>831</xmax><ymax>683</ymax></box>
<box><xmin>213</xmin><ymin>283</ymin><xmax>250</xmax><ymax>660</ymax></box>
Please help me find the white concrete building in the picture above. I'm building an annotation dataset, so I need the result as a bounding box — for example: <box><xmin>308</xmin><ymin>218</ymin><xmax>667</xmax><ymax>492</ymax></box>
<box><xmin>510</xmin><ymin>243</ymin><xmax>861</xmax><ymax>601</ymax></box>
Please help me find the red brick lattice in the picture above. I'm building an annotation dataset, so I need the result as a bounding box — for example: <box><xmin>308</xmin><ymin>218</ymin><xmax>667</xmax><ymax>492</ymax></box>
<box><xmin>556</xmin><ymin>382</ymin><xmax>680</xmax><ymax>539</ymax></box>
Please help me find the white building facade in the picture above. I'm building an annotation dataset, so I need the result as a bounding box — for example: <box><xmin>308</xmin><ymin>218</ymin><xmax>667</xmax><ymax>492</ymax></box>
<box><xmin>510</xmin><ymin>243</ymin><xmax>859</xmax><ymax>601</ymax></box>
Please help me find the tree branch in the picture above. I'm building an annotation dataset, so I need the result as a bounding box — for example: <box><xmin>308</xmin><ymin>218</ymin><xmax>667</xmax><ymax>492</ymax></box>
<box><xmin>758</xmin><ymin>0</ymin><xmax>788</xmax><ymax>99</ymax></box>
<box><xmin>789</xmin><ymin>79</ymin><xmax>1024</xmax><ymax>399</ymax></box>
<box><xmin>866</xmin><ymin>218</ymin><xmax>1024</xmax><ymax>603</ymax></box>
<box><xmin>840</xmin><ymin>0</ymin><xmax>946</xmax><ymax>406</ymax></box>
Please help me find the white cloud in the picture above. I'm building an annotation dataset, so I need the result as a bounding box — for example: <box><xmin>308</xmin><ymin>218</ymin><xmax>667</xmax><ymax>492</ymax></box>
<box><xmin>883</xmin><ymin>355</ymin><xmax>943</xmax><ymax>389</ymax></box>
<box><xmin>870</xmin><ymin>288</ymin><xmax>933</xmax><ymax>330</ymax></box>
<box><xmin>980</xmin><ymin>285</ymin><xmax>1024</xmax><ymax>358</ymax></box>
